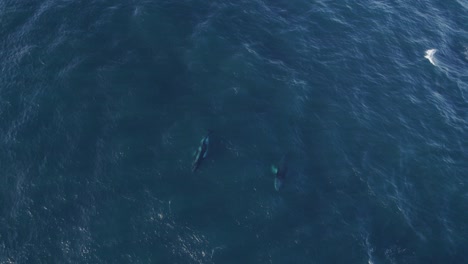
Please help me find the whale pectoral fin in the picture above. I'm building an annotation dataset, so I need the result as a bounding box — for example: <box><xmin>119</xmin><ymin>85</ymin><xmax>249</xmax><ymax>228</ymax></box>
<box><xmin>192</xmin><ymin>150</ymin><xmax>197</xmax><ymax>157</ymax></box>
<box><xmin>271</xmin><ymin>165</ymin><xmax>278</xmax><ymax>174</ymax></box>
<box><xmin>274</xmin><ymin>178</ymin><xmax>282</xmax><ymax>191</ymax></box>
<box><xmin>203</xmin><ymin>150</ymin><xmax>208</xmax><ymax>158</ymax></box>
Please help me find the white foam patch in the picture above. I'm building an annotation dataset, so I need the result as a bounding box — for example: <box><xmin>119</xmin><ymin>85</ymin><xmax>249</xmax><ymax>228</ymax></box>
<box><xmin>365</xmin><ymin>236</ymin><xmax>375</xmax><ymax>264</ymax></box>
<box><xmin>424</xmin><ymin>49</ymin><xmax>437</xmax><ymax>66</ymax></box>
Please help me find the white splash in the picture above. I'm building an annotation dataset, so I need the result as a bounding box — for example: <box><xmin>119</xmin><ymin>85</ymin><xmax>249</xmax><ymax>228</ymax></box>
<box><xmin>424</xmin><ymin>49</ymin><xmax>437</xmax><ymax>65</ymax></box>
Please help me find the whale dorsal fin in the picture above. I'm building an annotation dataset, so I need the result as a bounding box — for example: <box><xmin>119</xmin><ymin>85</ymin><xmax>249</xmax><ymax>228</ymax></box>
<box><xmin>271</xmin><ymin>165</ymin><xmax>278</xmax><ymax>174</ymax></box>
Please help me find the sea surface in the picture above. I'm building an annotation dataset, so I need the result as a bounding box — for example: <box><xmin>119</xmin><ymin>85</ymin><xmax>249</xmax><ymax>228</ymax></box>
<box><xmin>1</xmin><ymin>0</ymin><xmax>467</xmax><ymax>263</ymax></box>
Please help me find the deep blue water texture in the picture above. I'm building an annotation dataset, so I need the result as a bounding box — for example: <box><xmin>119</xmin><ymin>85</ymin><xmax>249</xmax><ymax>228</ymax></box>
<box><xmin>1</xmin><ymin>0</ymin><xmax>467</xmax><ymax>263</ymax></box>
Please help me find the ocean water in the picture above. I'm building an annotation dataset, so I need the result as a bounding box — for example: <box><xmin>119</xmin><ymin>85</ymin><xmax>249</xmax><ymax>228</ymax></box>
<box><xmin>0</xmin><ymin>0</ymin><xmax>466</xmax><ymax>263</ymax></box>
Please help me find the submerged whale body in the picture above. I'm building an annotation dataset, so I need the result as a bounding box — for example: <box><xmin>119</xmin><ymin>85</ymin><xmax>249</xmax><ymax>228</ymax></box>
<box><xmin>272</xmin><ymin>155</ymin><xmax>288</xmax><ymax>191</ymax></box>
<box><xmin>192</xmin><ymin>131</ymin><xmax>212</xmax><ymax>172</ymax></box>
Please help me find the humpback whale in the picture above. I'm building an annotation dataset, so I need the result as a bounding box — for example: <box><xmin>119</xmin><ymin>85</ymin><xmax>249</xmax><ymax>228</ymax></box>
<box><xmin>271</xmin><ymin>155</ymin><xmax>287</xmax><ymax>191</ymax></box>
<box><xmin>192</xmin><ymin>130</ymin><xmax>212</xmax><ymax>172</ymax></box>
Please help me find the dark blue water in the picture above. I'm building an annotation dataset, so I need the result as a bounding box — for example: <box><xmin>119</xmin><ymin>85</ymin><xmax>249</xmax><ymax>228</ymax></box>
<box><xmin>1</xmin><ymin>0</ymin><xmax>467</xmax><ymax>263</ymax></box>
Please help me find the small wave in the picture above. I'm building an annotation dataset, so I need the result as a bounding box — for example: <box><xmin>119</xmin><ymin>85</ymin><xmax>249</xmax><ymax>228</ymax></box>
<box><xmin>424</xmin><ymin>49</ymin><xmax>437</xmax><ymax>65</ymax></box>
<box><xmin>364</xmin><ymin>235</ymin><xmax>375</xmax><ymax>264</ymax></box>
<box><xmin>463</xmin><ymin>45</ymin><xmax>468</xmax><ymax>62</ymax></box>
